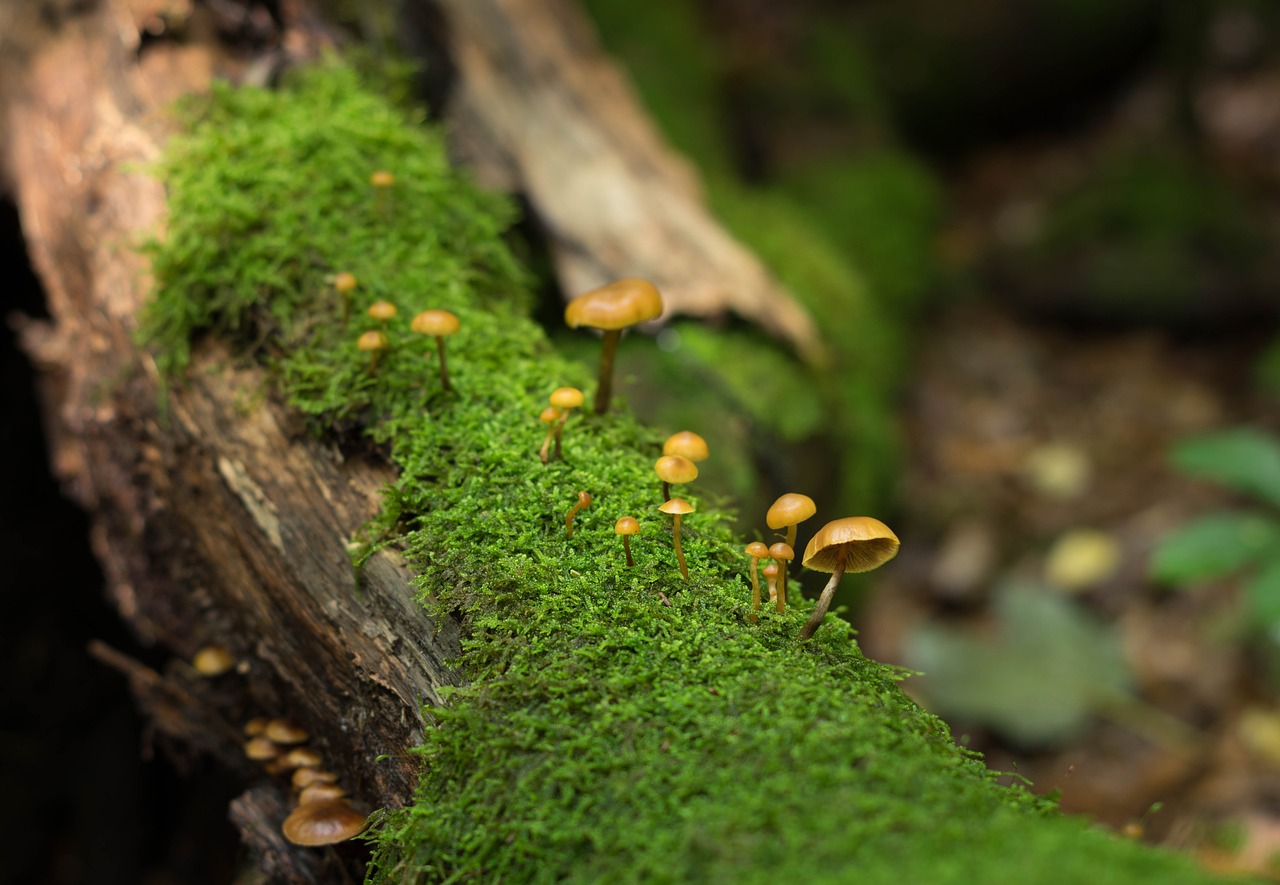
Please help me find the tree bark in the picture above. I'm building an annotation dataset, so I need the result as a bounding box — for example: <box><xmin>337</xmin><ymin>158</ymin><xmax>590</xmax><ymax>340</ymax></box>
<box><xmin>1</xmin><ymin>0</ymin><xmax>819</xmax><ymax>879</ymax></box>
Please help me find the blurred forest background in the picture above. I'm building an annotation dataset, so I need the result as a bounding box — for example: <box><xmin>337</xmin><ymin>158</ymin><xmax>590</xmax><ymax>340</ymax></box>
<box><xmin>6</xmin><ymin>0</ymin><xmax>1280</xmax><ymax>880</ymax></box>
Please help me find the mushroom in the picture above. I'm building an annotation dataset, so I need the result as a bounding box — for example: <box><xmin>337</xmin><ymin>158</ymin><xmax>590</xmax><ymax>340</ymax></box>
<box><xmin>411</xmin><ymin>309</ymin><xmax>461</xmax><ymax>392</ymax></box>
<box><xmin>745</xmin><ymin>541</ymin><xmax>769</xmax><ymax>622</ymax></box>
<box><xmin>192</xmin><ymin>645</ymin><xmax>235</xmax><ymax>677</ymax></box>
<box><xmin>370</xmin><ymin>169</ymin><xmax>395</xmax><ymax>214</ymax></box>
<box><xmin>658</xmin><ymin>497</ymin><xmax>695</xmax><ymax>580</ymax></box>
<box><xmin>564</xmin><ymin>278</ymin><xmax>664</xmax><ymax>415</ymax></box>
<box><xmin>293</xmin><ymin>768</ymin><xmax>339</xmax><ymax>791</ymax></box>
<box><xmin>548</xmin><ymin>387</ymin><xmax>585</xmax><ymax>461</ymax></box>
<box><xmin>654</xmin><ymin>455</ymin><xmax>698</xmax><ymax>503</ymax></box>
<box><xmin>768</xmin><ymin>542</ymin><xmax>795</xmax><ymax>613</ymax></box>
<box><xmin>265</xmin><ymin>719</ymin><xmax>309</xmax><ymax>745</ymax></box>
<box><xmin>244</xmin><ymin>717</ymin><xmax>269</xmax><ymax>738</ymax></box>
<box><xmin>243</xmin><ymin>737</ymin><xmax>279</xmax><ymax>761</ymax></box>
<box><xmin>763</xmin><ymin>562</ymin><xmax>780</xmax><ymax>608</ymax></box>
<box><xmin>538</xmin><ymin>406</ymin><xmax>563</xmax><ymax>464</ymax></box>
<box><xmin>367</xmin><ymin>299</ymin><xmax>397</xmax><ymax>330</ymax></box>
<box><xmin>797</xmin><ymin>516</ymin><xmax>900</xmax><ymax>641</ymax></box>
<box><xmin>356</xmin><ymin>330</ymin><xmax>388</xmax><ymax>373</ymax></box>
<box><xmin>766</xmin><ymin>493</ymin><xmax>816</xmax><ymax>604</ymax></box>
<box><xmin>281</xmin><ymin>800</ymin><xmax>368</xmax><ymax>846</ymax></box>
<box><xmin>283</xmin><ymin>747</ymin><xmax>324</xmax><ymax>769</ymax></box>
<box><xmin>615</xmin><ymin>516</ymin><xmax>640</xmax><ymax>566</ymax></box>
<box><xmin>662</xmin><ymin>430</ymin><xmax>709</xmax><ymax>464</ymax></box>
<box><xmin>298</xmin><ymin>783</ymin><xmax>348</xmax><ymax>805</ymax></box>
<box><xmin>333</xmin><ymin>271</ymin><xmax>357</xmax><ymax>325</ymax></box>
<box><xmin>565</xmin><ymin>490</ymin><xmax>592</xmax><ymax>539</ymax></box>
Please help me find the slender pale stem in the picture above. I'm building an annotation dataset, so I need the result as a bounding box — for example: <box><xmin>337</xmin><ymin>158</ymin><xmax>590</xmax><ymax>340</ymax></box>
<box><xmin>672</xmin><ymin>514</ymin><xmax>689</xmax><ymax>580</ymax></box>
<box><xmin>554</xmin><ymin>410</ymin><xmax>572</xmax><ymax>460</ymax></box>
<box><xmin>798</xmin><ymin>552</ymin><xmax>848</xmax><ymax>641</ymax></box>
<box><xmin>776</xmin><ymin>561</ymin><xmax>786</xmax><ymax>614</ymax></box>
<box><xmin>436</xmin><ymin>336</ymin><xmax>451</xmax><ymax>392</ymax></box>
<box><xmin>594</xmin><ymin>329</ymin><xmax>621</xmax><ymax>415</ymax></box>
<box><xmin>539</xmin><ymin>425</ymin><xmax>556</xmax><ymax>464</ymax></box>
<box><xmin>749</xmin><ymin>560</ymin><xmax>760</xmax><ymax>622</ymax></box>
<box><xmin>780</xmin><ymin>525</ymin><xmax>798</xmax><ymax>605</ymax></box>
<box><xmin>623</xmin><ymin>536</ymin><xmax>634</xmax><ymax>567</ymax></box>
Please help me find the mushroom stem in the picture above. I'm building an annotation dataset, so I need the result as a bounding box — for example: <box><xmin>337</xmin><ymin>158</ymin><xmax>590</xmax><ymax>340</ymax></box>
<box><xmin>661</xmin><ymin>480</ymin><xmax>671</xmax><ymax>503</ymax></box>
<box><xmin>435</xmin><ymin>336</ymin><xmax>452</xmax><ymax>392</ymax></box>
<box><xmin>554</xmin><ymin>412</ymin><xmax>570</xmax><ymax>460</ymax></box>
<box><xmin>776</xmin><ymin>564</ymin><xmax>786</xmax><ymax>614</ymax></box>
<box><xmin>781</xmin><ymin>524</ymin><xmax>798</xmax><ymax>603</ymax></box>
<box><xmin>594</xmin><ymin>329</ymin><xmax>622</xmax><ymax>415</ymax></box>
<box><xmin>540</xmin><ymin>425</ymin><xmax>556</xmax><ymax>464</ymax></box>
<box><xmin>671</xmin><ymin>514</ymin><xmax>689</xmax><ymax>580</ymax></box>
<box><xmin>623</xmin><ymin>535</ymin><xmax>634</xmax><ymax>567</ymax></box>
<box><xmin>565</xmin><ymin>491</ymin><xmax>592</xmax><ymax>539</ymax></box>
<box><xmin>749</xmin><ymin>559</ymin><xmax>761</xmax><ymax>623</ymax></box>
<box><xmin>798</xmin><ymin>553</ymin><xmax>848</xmax><ymax>640</ymax></box>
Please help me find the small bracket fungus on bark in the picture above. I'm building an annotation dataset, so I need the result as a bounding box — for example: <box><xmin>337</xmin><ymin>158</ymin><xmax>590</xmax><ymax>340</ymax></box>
<box><xmin>797</xmin><ymin>516</ymin><xmax>900</xmax><ymax>641</ymax></box>
<box><xmin>411</xmin><ymin>308</ymin><xmax>462</xmax><ymax>392</ymax></box>
<box><xmin>564</xmin><ymin>278</ymin><xmax>664</xmax><ymax>415</ymax></box>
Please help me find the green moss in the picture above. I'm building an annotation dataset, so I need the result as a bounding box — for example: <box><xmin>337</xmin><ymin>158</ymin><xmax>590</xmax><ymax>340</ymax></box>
<box><xmin>145</xmin><ymin>60</ymin><xmax>1234</xmax><ymax>884</ymax></box>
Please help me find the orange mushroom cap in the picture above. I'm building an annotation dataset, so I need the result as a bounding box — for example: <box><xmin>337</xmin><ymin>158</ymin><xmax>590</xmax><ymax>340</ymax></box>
<box><xmin>654</xmin><ymin>455</ymin><xmax>698</xmax><ymax>485</ymax></box>
<box><xmin>802</xmin><ymin>516</ymin><xmax>900</xmax><ymax>574</ymax></box>
<box><xmin>333</xmin><ymin>272</ymin><xmax>358</xmax><ymax>293</ymax></box>
<box><xmin>614</xmin><ymin>516</ymin><xmax>640</xmax><ymax>536</ymax></box>
<box><xmin>768</xmin><ymin>542</ymin><xmax>795</xmax><ymax>563</ymax></box>
<box><xmin>549</xmin><ymin>387</ymin><xmax>585</xmax><ymax>410</ymax></box>
<box><xmin>658</xmin><ymin>497</ymin><xmax>695</xmax><ymax>516</ymax></box>
<box><xmin>564</xmin><ymin>278</ymin><xmax>664</xmax><ymax>331</ymax></box>
<box><xmin>745</xmin><ymin>541</ymin><xmax>769</xmax><ymax>559</ymax></box>
<box><xmin>766</xmin><ymin>493</ymin><xmax>817</xmax><ymax>531</ymax></box>
<box><xmin>356</xmin><ymin>330</ymin><xmax>387</xmax><ymax>351</ymax></box>
<box><xmin>411</xmin><ymin>309</ymin><xmax>460</xmax><ymax>337</ymax></box>
<box><xmin>662</xmin><ymin>431</ymin><xmax>709</xmax><ymax>462</ymax></box>
<box><xmin>369</xmin><ymin>170</ymin><xmax>395</xmax><ymax>188</ymax></box>
<box><xmin>281</xmin><ymin>800</ymin><xmax>367</xmax><ymax>846</ymax></box>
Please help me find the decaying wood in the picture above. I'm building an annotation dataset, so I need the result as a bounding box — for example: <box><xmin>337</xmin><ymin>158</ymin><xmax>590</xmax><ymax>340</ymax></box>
<box><xmin>439</xmin><ymin>0</ymin><xmax>825</xmax><ymax>358</ymax></box>
<box><xmin>1</xmin><ymin>0</ymin><xmax>822</xmax><ymax>879</ymax></box>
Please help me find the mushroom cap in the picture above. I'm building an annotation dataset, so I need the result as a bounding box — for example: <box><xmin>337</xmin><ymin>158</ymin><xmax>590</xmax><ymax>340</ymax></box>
<box><xmin>369</xmin><ymin>170</ymin><xmax>395</xmax><ymax>187</ymax></box>
<box><xmin>745</xmin><ymin>541</ymin><xmax>769</xmax><ymax>558</ymax></box>
<box><xmin>662</xmin><ymin>430</ymin><xmax>709</xmax><ymax>462</ymax></box>
<box><xmin>192</xmin><ymin>645</ymin><xmax>235</xmax><ymax>677</ymax></box>
<box><xmin>802</xmin><ymin>516</ymin><xmax>900</xmax><ymax>574</ymax></box>
<box><xmin>411</xmin><ymin>309</ymin><xmax>460</xmax><ymax>337</ymax></box>
<box><xmin>265</xmin><ymin>719</ymin><xmax>309</xmax><ymax>745</ymax></box>
<box><xmin>659</xmin><ymin>497</ymin><xmax>695</xmax><ymax>516</ymax></box>
<box><xmin>564</xmin><ymin>278</ymin><xmax>664</xmax><ymax>331</ymax></box>
<box><xmin>768</xmin><ymin>542</ymin><xmax>795</xmax><ymax>563</ymax></box>
<box><xmin>333</xmin><ymin>272</ymin><xmax>358</xmax><ymax>293</ymax></box>
<box><xmin>243</xmin><ymin>737</ymin><xmax>279</xmax><ymax>761</ymax></box>
<box><xmin>539</xmin><ymin>407</ymin><xmax>562</xmax><ymax>425</ymax></box>
<box><xmin>244</xmin><ymin>717</ymin><xmax>270</xmax><ymax>738</ymax></box>
<box><xmin>762</xmin><ymin>562</ymin><xmax>780</xmax><ymax>578</ymax></box>
<box><xmin>293</xmin><ymin>767</ymin><xmax>339</xmax><ymax>790</ymax></box>
<box><xmin>281</xmin><ymin>800</ymin><xmax>367</xmax><ymax>846</ymax></box>
<box><xmin>299</xmin><ymin>783</ymin><xmax>348</xmax><ymax>805</ymax></box>
<box><xmin>367</xmin><ymin>300</ymin><xmax>397</xmax><ymax>321</ymax></box>
<box><xmin>766</xmin><ymin>493</ymin><xmax>817</xmax><ymax>530</ymax></box>
<box><xmin>614</xmin><ymin>516</ymin><xmax>640</xmax><ymax>536</ymax></box>
<box><xmin>356</xmin><ymin>330</ymin><xmax>387</xmax><ymax>351</ymax></box>
<box><xmin>654</xmin><ymin>455</ymin><xmax>698</xmax><ymax>485</ymax></box>
<box><xmin>284</xmin><ymin>747</ymin><xmax>324</xmax><ymax>769</ymax></box>
<box><xmin>549</xmin><ymin>386</ymin><xmax>585</xmax><ymax>410</ymax></box>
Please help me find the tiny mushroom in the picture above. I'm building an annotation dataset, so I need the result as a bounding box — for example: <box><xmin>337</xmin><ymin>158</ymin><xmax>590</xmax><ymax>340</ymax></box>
<box><xmin>265</xmin><ymin>719</ymin><xmax>309</xmax><ymax>745</ymax></box>
<box><xmin>564</xmin><ymin>278</ymin><xmax>665</xmax><ymax>415</ymax></box>
<box><xmin>548</xmin><ymin>387</ymin><xmax>585</xmax><ymax>461</ymax></box>
<box><xmin>356</xmin><ymin>330</ymin><xmax>388</xmax><ymax>373</ymax></box>
<box><xmin>192</xmin><ymin>645</ymin><xmax>235</xmax><ymax>677</ymax></box>
<box><xmin>333</xmin><ymin>271</ymin><xmax>357</xmax><ymax>324</ymax></box>
<box><xmin>797</xmin><ymin>516</ymin><xmax>901</xmax><ymax>641</ymax></box>
<box><xmin>766</xmin><ymin>493</ymin><xmax>816</xmax><ymax>604</ymax></box>
<box><xmin>293</xmin><ymin>768</ymin><xmax>339</xmax><ymax>791</ymax></box>
<box><xmin>654</xmin><ymin>454</ymin><xmax>698</xmax><ymax>503</ymax></box>
<box><xmin>299</xmin><ymin>783</ymin><xmax>348</xmax><ymax>805</ymax></box>
<box><xmin>370</xmin><ymin>169</ymin><xmax>395</xmax><ymax>213</ymax></box>
<box><xmin>243</xmin><ymin>737</ymin><xmax>279</xmax><ymax>761</ymax></box>
<box><xmin>282</xmin><ymin>800</ymin><xmax>368</xmax><ymax>847</ymax></box>
<box><xmin>615</xmin><ymin>516</ymin><xmax>640</xmax><ymax>566</ymax></box>
<box><xmin>367</xmin><ymin>299</ymin><xmax>397</xmax><ymax>329</ymax></box>
<box><xmin>658</xmin><ymin>496</ymin><xmax>695</xmax><ymax>580</ymax></box>
<box><xmin>768</xmin><ymin>542</ymin><xmax>795</xmax><ymax>613</ymax></box>
<box><xmin>411</xmin><ymin>309</ymin><xmax>461</xmax><ymax>393</ymax></box>
<box><xmin>763</xmin><ymin>562</ymin><xmax>780</xmax><ymax>607</ymax></box>
<box><xmin>538</xmin><ymin>406</ymin><xmax>563</xmax><ymax>464</ymax></box>
<box><xmin>565</xmin><ymin>490</ymin><xmax>592</xmax><ymax>539</ymax></box>
<box><xmin>745</xmin><ymin>541</ymin><xmax>769</xmax><ymax>622</ymax></box>
<box><xmin>244</xmin><ymin>717</ymin><xmax>270</xmax><ymax>738</ymax></box>
<box><xmin>284</xmin><ymin>747</ymin><xmax>324</xmax><ymax>769</ymax></box>
<box><xmin>662</xmin><ymin>430</ymin><xmax>709</xmax><ymax>464</ymax></box>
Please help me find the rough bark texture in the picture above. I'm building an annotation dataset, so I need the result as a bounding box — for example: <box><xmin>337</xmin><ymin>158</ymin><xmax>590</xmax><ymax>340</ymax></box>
<box><xmin>1</xmin><ymin>0</ymin><xmax>819</xmax><ymax>879</ymax></box>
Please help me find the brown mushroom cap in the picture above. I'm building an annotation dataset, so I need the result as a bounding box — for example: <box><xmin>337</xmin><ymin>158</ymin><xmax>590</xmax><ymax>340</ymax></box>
<box><xmin>333</xmin><ymin>272</ymin><xmax>358</xmax><ymax>293</ymax></box>
<box><xmin>662</xmin><ymin>431</ymin><xmax>709</xmax><ymax>463</ymax></box>
<box><xmin>356</xmin><ymin>330</ymin><xmax>387</xmax><ymax>351</ymax></box>
<box><xmin>298</xmin><ymin>783</ymin><xmax>348</xmax><ymax>805</ymax></box>
<box><xmin>284</xmin><ymin>747</ymin><xmax>324</xmax><ymax>769</ymax></box>
<box><xmin>281</xmin><ymin>800</ymin><xmax>368</xmax><ymax>846</ymax></box>
<box><xmin>762</xmin><ymin>562</ymin><xmax>780</xmax><ymax>579</ymax></box>
<box><xmin>766</xmin><ymin>493</ymin><xmax>817</xmax><ymax>531</ymax></box>
<box><xmin>745</xmin><ymin>541</ymin><xmax>769</xmax><ymax>559</ymax></box>
<box><xmin>244</xmin><ymin>717</ymin><xmax>270</xmax><ymax>738</ymax></box>
<box><xmin>369</xmin><ymin>170</ymin><xmax>395</xmax><ymax>188</ymax></box>
<box><xmin>293</xmin><ymin>767</ymin><xmax>339</xmax><ymax>790</ymax></box>
<box><xmin>265</xmin><ymin>719</ymin><xmax>309</xmax><ymax>745</ymax></box>
<box><xmin>658</xmin><ymin>497</ymin><xmax>695</xmax><ymax>516</ymax></box>
<box><xmin>768</xmin><ymin>542</ymin><xmax>795</xmax><ymax>563</ymax></box>
<box><xmin>243</xmin><ymin>737</ymin><xmax>279</xmax><ymax>761</ymax></box>
<box><xmin>367</xmin><ymin>300</ymin><xmax>398</xmax><ymax>322</ymax></box>
<box><xmin>654</xmin><ymin>455</ymin><xmax>698</xmax><ymax>485</ymax></box>
<box><xmin>802</xmin><ymin>516</ymin><xmax>900</xmax><ymax>574</ymax></box>
<box><xmin>411</xmin><ymin>309</ymin><xmax>460</xmax><ymax>337</ymax></box>
<box><xmin>614</xmin><ymin>516</ymin><xmax>640</xmax><ymax>536</ymax></box>
<box><xmin>549</xmin><ymin>387</ymin><xmax>585</xmax><ymax>410</ymax></box>
<box><xmin>564</xmin><ymin>278</ymin><xmax>664</xmax><ymax>331</ymax></box>
<box><xmin>539</xmin><ymin>407</ymin><xmax>562</xmax><ymax>425</ymax></box>
<box><xmin>192</xmin><ymin>645</ymin><xmax>235</xmax><ymax>677</ymax></box>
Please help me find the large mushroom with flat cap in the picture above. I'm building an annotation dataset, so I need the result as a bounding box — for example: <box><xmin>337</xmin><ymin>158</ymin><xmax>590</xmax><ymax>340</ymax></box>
<box><xmin>797</xmin><ymin>517</ymin><xmax>900</xmax><ymax>640</ymax></box>
<box><xmin>281</xmin><ymin>799</ymin><xmax>368</xmax><ymax>846</ymax></box>
<box><xmin>564</xmin><ymin>278</ymin><xmax>664</xmax><ymax>415</ymax></box>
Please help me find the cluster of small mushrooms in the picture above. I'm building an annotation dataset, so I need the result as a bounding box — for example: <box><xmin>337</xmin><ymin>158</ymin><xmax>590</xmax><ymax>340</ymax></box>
<box><xmin>551</xmin><ymin>278</ymin><xmax>902</xmax><ymax>638</ymax></box>
<box><xmin>242</xmin><ymin>716</ymin><xmax>367</xmax><ymax>846</ymax></box>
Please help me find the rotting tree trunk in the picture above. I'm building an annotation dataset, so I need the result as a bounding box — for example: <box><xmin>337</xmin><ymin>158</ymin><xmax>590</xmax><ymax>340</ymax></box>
<box><xmin>0</xmin><ymin>0</ymin><xmax>820</xmax><ymax>880</ymax></box>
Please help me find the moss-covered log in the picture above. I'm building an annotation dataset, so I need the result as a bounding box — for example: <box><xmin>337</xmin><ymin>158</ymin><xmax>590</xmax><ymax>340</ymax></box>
<box><xmin>0</xmin><ymin>1</ymin><xmax>1249</xmax><ymax>883</ymax></box>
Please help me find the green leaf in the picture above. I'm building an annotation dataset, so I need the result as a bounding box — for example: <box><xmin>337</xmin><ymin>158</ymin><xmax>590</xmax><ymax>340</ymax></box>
<box><xmin>1246</xmin><ymin>555</ymin><xmax>1280</xmax><ymax>627</ymax></box>
<box><xmin>1170</xmin><ymin>427</ymin><xmax>1280</xmax><ymax>509</ymax></box>
<box><xmin>903</xmin><ymin>582</ymin><xmax>1131</xmax><ymax>747</ymax></box>
<box><xmin>1149</xmin><ymin>512</ymin><xmax>1280</xmax><ymax>583</ymax></box>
